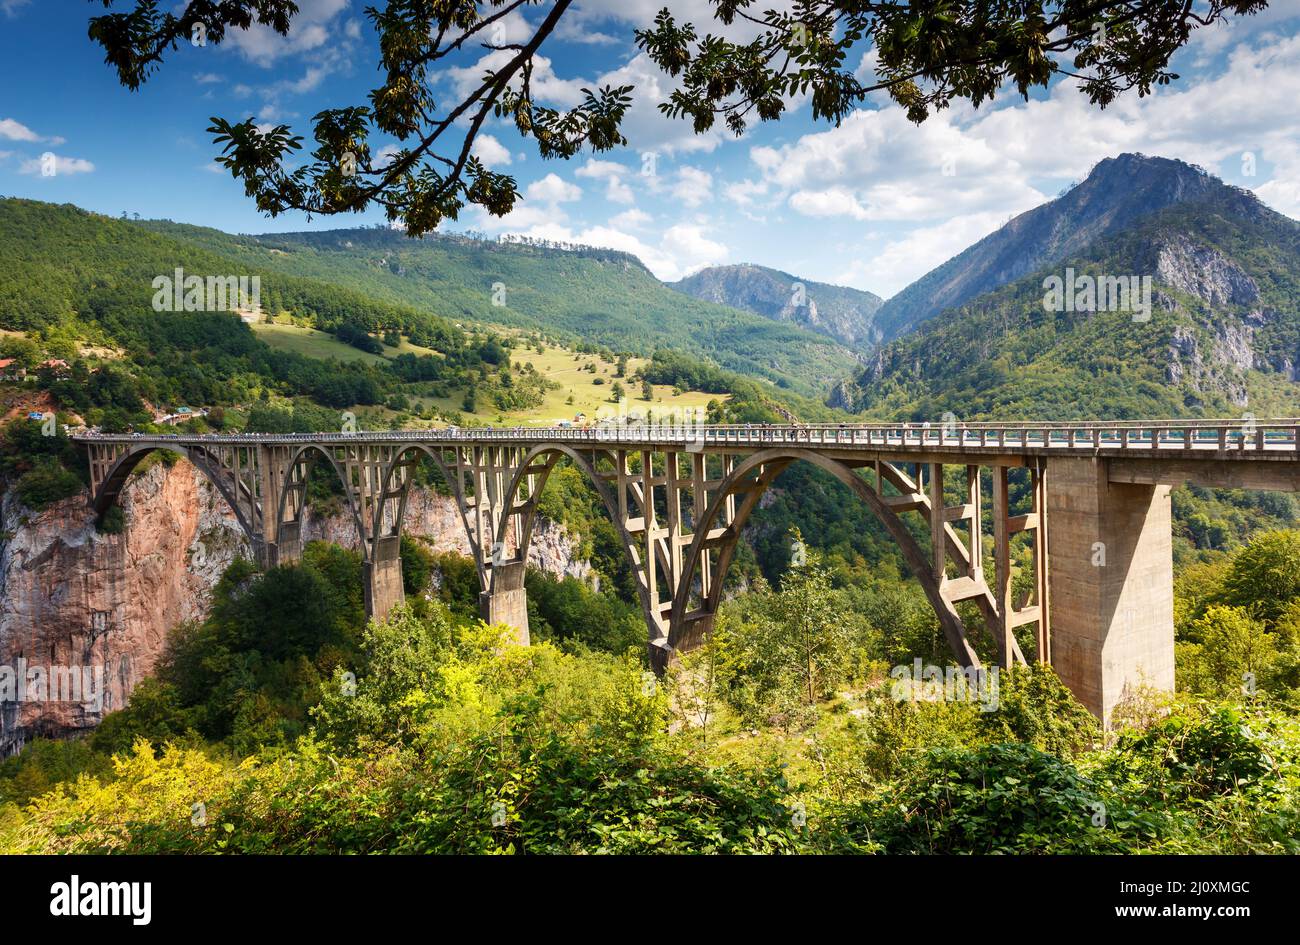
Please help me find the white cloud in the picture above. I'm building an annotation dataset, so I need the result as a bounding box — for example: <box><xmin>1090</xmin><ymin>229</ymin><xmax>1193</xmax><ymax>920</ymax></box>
<box><xmin>18</xmin><ymin>154</ymin><xmax>95</xmax><ymax>176</ymax></box>
<box><xmin>672</xmin><ymin>166</ymin><xmax>713</xmax><ymax>207</ymax></box>
<box><xmin>0</xmin><ymin>0</ymin><xmax>31</xmax><ymax>17</ymax></box>
<box><xmin>194</xmin><ymin>72</ymin><xmax>223</xmax><ymax>85</ymax></box>
<box><xmin>789</xmin><ymin>187</ymin><xmax>869</xmax><ymax>220</ymax></box>
<box><xmin>225</xmin><ymin>0</ymin><xmax>349</xmax><ymax>65</ymax></box>
<box><xmin>525</xmin><ymin>173</ymin><xmax>582</xmax><ymax>204</ymax></box>
<box><xmin>472</xmin><ymin>134</ymin><xmax>512</xmax><ymax>168</ymax></box>
<box><xmin>724</xmin><ymin>178</ymin><xmax>769</xmax><ymax>208</ymax></box>
<box><xmin>0</xmin><ymin>118</ymin><xmax>41</xmax><ymax>142</ymax></box>
<box><xmin>611</xmin><ymin>208</ymin><xmax>652</xmax><ymax>229</ymax></box>
<box><xmin>444</xmin><ymin>52</ymin><xmax>587</xmax><ymax>110</ymax></box>
<box><xmin>750</xmin><ymin>107</ymin><xmax>1045</xmax><ymax>224</ymax></box>
<box><xmin>575</xmin><ymin>159</ymin><xmax>636</xmax><ymax>203</ymax></box>
<box><xmin>659</xmin><ymin>223</ymin><xmax>728</xmax><ymax>276</ymax></box>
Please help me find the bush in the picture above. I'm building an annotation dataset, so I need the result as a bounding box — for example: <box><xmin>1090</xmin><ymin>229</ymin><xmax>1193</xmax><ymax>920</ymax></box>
<box><xmin>826</xmin><ymin>743</ymin><xmax>1133</xmax><ymax>854</ymax></box>
<box><xmin>981</xmin><ymin>664</ymin><xmax>1100</xmax><ymax>756</ymax></box>
<box><xmin>15</xmin><ymin>458</ymin><xmax>84</xmax><ymax>510</ymax></box>
<box><xmin>1220</xmin><ymin>530</ymin><xmax>1300</xmax><ymax>623</ymax></box>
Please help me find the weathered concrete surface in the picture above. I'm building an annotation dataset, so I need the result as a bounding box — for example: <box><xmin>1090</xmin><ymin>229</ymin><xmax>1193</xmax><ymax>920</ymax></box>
<box><xmin>480</xmin><ymin>561</ymin><xmax>529</xmax><ymax>646</ymax></box>
<box><xmin>363</xmin><ymin>536</ymin><xmax>405</xmax><ymax>621</ymax></box>
<box><xmin>1047</xmin><ymin>457</ymin><xmax>1175</xmax><ymax>723</ymax></box>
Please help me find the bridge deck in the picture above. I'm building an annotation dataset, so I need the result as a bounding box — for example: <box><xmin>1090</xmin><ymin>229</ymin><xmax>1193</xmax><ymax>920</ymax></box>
<box><xmin>73</xmin><ymin>419</ymin><xmax>1300</xmax><ymax>461</ymax></box>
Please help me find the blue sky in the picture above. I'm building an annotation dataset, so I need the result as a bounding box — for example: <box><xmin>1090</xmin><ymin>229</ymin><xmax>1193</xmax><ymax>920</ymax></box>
<box><xmin>3</xmin><ymin>0</ymin><xmax>1300</xmax><ymax>296</ymax></box>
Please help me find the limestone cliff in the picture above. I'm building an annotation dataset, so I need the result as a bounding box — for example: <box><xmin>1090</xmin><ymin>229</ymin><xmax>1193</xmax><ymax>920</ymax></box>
<box><xmin>0</xmin><ymin>459</ymin><xmax>587</xmax><ymax>756</ymax></box>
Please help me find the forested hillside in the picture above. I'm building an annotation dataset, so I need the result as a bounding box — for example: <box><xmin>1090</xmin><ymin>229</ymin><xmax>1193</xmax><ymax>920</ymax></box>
<box><xmin>0</xmin><ymin>199</ymin><xmax>476</xmax><ymax>416</ymax></box>
<box><xmin>135</xmin><ymin>220</ymin><xmax>859</xmax><ymax>398</ymax></box>
<box><xmin>833</xmin><ymin>158</ymin><xmax>1300</xmax><ymax>421</ymax></box>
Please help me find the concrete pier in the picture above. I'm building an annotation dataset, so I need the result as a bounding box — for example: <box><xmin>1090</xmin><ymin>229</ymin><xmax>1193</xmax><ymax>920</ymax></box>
<box><xmin>479</xmin><ymin>560</ymin><xmax>530</xmax><ymax>645</ymax></box>
<box><xmin>364</xmin><ymin>535</ymin><xmax>406</xmax><ymax>621</ymax></box>
<box><xmin>1047</xmin><ymin>457</ymin><xmax>1175</xmax><ymax>722</ymax></box>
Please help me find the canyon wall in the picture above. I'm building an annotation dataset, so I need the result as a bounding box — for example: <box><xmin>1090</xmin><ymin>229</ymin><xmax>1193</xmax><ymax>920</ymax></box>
<box><xmin>0</xmin><ymin>459</ymin><xmax>587</xmax><ymax>756</ymax></box>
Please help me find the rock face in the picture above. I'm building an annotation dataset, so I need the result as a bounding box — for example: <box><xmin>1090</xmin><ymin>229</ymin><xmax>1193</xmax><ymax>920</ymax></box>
<box><xmin>0</xmin><ymin>459</ymin><xmax>588</xmax><ymax>756</ymax></box>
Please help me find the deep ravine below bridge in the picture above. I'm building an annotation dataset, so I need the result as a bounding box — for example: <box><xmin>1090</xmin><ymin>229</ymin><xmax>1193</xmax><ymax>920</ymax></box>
<box><xmin>0</xmin><ymin>459</ymin><xmax>589</xmax><ymax>756</ymax></box>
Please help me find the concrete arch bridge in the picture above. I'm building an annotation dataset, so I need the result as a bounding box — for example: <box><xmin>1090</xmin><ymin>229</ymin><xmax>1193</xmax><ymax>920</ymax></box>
<box><xmin>76</xmin><ymin>419</ymin><xmax>1300</xmax><ymax>720</ymax></box>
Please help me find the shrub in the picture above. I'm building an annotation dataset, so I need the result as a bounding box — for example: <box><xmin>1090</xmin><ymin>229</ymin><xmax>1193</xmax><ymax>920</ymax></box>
<box><xmin>15</xmin><ymin>458</ymin><xmax>83</xmax><ymax>510</ymax></box>
<box><xmin>826</xmin><ymin>743</ymin><xmax>1133</xmax><ymax>854</ymax></box>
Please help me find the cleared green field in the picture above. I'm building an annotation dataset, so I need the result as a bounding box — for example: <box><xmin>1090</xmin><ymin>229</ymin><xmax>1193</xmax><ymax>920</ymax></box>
<box><xmin>252</xmin><ymin>322</ymin><xmax>388</xmax><ymax>365</ymax></box>
<box><xmin>255</xmin><ymin>324</ymin><xmax>725</xmax><ymax>428</ymax></box>
<box><xmin>428</xmin><ymin>342</ymin><xmax>724</xmax><ymax>427</ymax></box>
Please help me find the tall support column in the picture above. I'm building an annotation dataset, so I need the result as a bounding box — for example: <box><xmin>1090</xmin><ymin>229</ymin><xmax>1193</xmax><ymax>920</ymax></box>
<box><xmin>480</xmin><ymin>560</ymin><xmax>530</xmax><ymax>646</ymax></box>
<box><xmin>257</xmin><ymin>444</ymin><xmax>291</xmax><ymax>568</ymax></box>
<box><xmin>364</xmin><ymin>534</ymin><xmax>405</xmax><ymax>622</ymax></box>
<box><xmin>1046</xmin><ymin>456</ymin><xmax>1174</xmax><ymax>724</ymax></box>
<box><xmin>929</xmin><ymin>463</ymin><xmax>945</xmax><ymax>580</ymax></box>
<box><xmin>992</xmin><ymin>466</ymin><xmax>1015</xmax><ymax>665</ymax></box>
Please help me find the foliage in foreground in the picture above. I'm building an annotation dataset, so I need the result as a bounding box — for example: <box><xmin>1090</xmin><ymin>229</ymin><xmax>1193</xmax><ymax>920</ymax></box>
<box><xmin>3</xmin><ymin>600</ymin><xmax>1297</xmax><ymax>854</ymax></box>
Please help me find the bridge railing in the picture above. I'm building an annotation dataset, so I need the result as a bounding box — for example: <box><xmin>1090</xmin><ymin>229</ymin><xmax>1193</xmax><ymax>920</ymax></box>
<box><xmin>72</xmin><ymin>419</ymin><xmax>1300</xmax><ymax>452</ymax></box>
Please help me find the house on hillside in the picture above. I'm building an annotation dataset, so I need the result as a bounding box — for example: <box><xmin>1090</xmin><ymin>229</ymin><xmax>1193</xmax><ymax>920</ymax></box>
<box><xmin>0</xmin><ymin>358</ymin><xmax>25</xmax><ymax>381</ymax></box>
<box><xmin>39</xmin><ymin>359</ymin><xmax>70</xmax><ymax>377</ymax></box>
<box><xmin>157</xmin><ymin>406</ymin><xmax>209</xmax><ymax>426</ymax></box>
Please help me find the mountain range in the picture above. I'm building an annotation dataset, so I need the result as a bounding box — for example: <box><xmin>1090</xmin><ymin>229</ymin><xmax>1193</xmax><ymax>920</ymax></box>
<box><xmin>3</xmin><ymin>152</ymin><xmax>1298</xmax><ymax>426</ymax></box>
<box><xmin>133</xmin><ymin>220</ymin><xmax>858</xmax><ymax>399</ymax></box>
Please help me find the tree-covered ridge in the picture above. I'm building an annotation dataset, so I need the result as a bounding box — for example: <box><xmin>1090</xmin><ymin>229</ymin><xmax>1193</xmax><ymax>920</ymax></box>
<box><xmin>0</xmin><ymin>198</ymin><xmax>484</xmax><ymax>416</ymax></box>
<box><xmin>835</xmin><ymin>178</ymin><xmax>1300</xmax><ymax>421</ymax></box>
<box><xmin>132</xmin><ymin>218</ymin><xmax>860</xmax><ymax>398</ymax></box>
<box><xmin>3</xmin><ymin>199</ymin><xmax>769</xmax><ymax>439</ymax></box>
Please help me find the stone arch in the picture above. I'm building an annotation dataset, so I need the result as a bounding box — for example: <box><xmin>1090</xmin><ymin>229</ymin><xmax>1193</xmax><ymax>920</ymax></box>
<box><xmin>668</xmin><ymin>447</ymin><xmax>982</xmax><ymax>668</ymax></box>
<box><xmin>372</xmin><ymin>443</ymin><xmax>479</xmax><ymax>575</ymax></box>
<box><xmin>274</xmin><ymin>443</ymin><xmax>370</xmax><ymax>559</ymax></box>
<box><xmin>91</xmin><ymin>443</ymin><xmax>260</xmax><ymax>545</ymax></box>
<box><xmin>491</xmin><ymin>444</ymin><xmax>661</xmax><ymax>644</ymax></box>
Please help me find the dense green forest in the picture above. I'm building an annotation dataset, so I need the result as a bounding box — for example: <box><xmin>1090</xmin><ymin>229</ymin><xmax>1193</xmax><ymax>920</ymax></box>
<box><xmin>0</xmin><ymin>199</ymin><xmax>517</xmax><ymax>422</ymax></box>
<box><xmin>2</xmin><ymin>526</ymin><xmax>1298</xmax><ymax>853</ymax></box>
